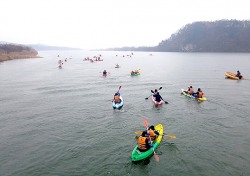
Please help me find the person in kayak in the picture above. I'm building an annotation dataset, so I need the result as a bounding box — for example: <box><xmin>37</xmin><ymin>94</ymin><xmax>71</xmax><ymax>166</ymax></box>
<box><xmin>193</xmin><ymin>88</ymin><xmax>204</xmax><ymax>98</ymax></box>
<box><xmin>138</xmin><ymin>131</ymin><xmax>151</xmax><ymax>152</ymax></box>
<box><xmin>113</xmin><ymin>92</ymin><xmax>121</xmax><ymax>103</ymax></box>
<box><xmin>184</xmin><ymin>86</ymin><xmax>194</xmax><ymax>95</ymax></box>
<box><xmin>147</xmin><ymin>125</ymin><xmax>159</xmax><ymax>141</ymax></box>
<box><xmin>153</xmin><ymin>92</ymin><xmax>164</xmax><ymax>102</ymax></box>
<box><xmin>236</xmin><ymin>70</ymin><xmax>242</xmax><ymax>79</ymax></box>
<box><xmin>103</xmin><ymin>70</ymin><xmax>107</xmax><ymax>75</ymax></box>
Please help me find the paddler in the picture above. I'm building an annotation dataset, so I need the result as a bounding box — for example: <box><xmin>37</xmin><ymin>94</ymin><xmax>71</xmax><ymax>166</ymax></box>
<box><xmin>138</xmin><ymin>131</ymin><xmax>151</xmax><ymax>152</ymax></box>
<box><xmin>193</xmin><ymin>88</ymin><xmax>204</xmax><ymax>98</ymax></box>
<box><xmin>236</xmin><ymin>70</ymin><xmax>243</xmax><ymax>79</ymax></box>
<box><xmin>153</xmin><ymin>92</ymin><xmax>164</xmax><ymax>103</ymax></box>
<box><xmin>146</xmin><ymin>125</ymin><xmax>159</xmax><ymax>141</ymax></box>
<box><xmin>113</xmin><ymin>92</ymin><xmax>121</xmax><ymax>103</ymax></box>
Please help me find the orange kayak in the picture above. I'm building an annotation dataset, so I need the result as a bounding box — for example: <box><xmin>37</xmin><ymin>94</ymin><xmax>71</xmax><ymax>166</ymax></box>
<box><xmin>225</xmin><ymin>72</ymin><xmax>242</xmax><ymax>80</ymax></box>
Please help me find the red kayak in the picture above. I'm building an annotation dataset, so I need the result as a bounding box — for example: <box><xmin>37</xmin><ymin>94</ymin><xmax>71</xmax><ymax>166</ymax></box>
<box><xmin>151</xmin><ymin>94</ymin><xmax>164</xmax><ymax>105</ymax></box>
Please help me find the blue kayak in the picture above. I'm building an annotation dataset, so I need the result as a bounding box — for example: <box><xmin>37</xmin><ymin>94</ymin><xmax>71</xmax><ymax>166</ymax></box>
<box><xmin>113</xmin><ymin>94</ymin><xmax>123</xmax><ymax>110</ymax></box>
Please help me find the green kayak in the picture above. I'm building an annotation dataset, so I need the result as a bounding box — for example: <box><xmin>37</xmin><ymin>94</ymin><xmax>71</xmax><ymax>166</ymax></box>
<box><xmin>131</xmin><ymin>124</ymin><xmax>163</xmax><ymax>161</ymax></box>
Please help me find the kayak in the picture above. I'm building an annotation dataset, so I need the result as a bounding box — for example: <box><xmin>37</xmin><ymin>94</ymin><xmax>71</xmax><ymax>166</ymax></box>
<box><xmin>113</xmin><ymin>95</ymin><xmax>123</xmax><ymax>110</ymax></box>
<box><xmin>131</xmin><ymin>124</ymin><xmax>163</xmax><ymax>162</ymax></box>
<box><xmin>181</xmin><ymin>89</ymin><xmax>207</xmax><ymax>101</ymax></box>
<box><xmin>131</xmin><ymin>69</ymin><xmax>141</xmax><ymax>76</ymax></box>
<box><xmin>151</xmin><ymin>94</ymin><xmax>164</xmax><ymax>105</ymax></box>
<box><xmin>225</xmin><ymin>72</ymin><xmax>242</xmax><ymax>80</ymax></box>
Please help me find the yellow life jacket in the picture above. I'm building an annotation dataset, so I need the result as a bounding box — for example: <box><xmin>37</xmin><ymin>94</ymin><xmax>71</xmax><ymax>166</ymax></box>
<box><xmin>138</xmin><ymin>136</ymin><xmax>147</xmax><ymax>150</ymax></box>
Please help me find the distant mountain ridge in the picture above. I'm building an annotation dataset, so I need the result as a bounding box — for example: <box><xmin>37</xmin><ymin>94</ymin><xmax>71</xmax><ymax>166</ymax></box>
<box><xmin>108</xmin><ymin>20</ymin><xmax>250</xmax><ymax>52</ymax></box>
<box><xmin>28</xmin><ymin>44</ymin><xmax>82</xmax><ymax>51</ymax></box>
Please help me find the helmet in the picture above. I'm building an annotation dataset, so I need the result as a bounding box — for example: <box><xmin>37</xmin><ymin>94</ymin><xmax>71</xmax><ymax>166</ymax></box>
<box><xmin>198</xmin><ymin>88</ymin><xmax>201</xmax><ymax>91</ymax></box>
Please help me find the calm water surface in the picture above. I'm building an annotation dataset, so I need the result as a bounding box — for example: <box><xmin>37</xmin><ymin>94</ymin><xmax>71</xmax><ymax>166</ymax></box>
<box><xmin>0</xmin><ymin>51</ymin><xmax>250</xmax><ymax>176</ymax></box>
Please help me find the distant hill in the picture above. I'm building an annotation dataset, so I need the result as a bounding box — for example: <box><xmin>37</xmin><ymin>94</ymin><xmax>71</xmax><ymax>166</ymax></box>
<box><xmin>28</xmin><ymin>44</ymin><xmax>82</xmax><ymax>51</ymax></box>
<box><xmin>0</xmin><ymin>43</ymin><xmax>39</xmax><ymax>62</ymax></box>
<box><xmin>108</xmin><ymin>20</ymin><xmax>250</xmax><ymax>52</ymax></box>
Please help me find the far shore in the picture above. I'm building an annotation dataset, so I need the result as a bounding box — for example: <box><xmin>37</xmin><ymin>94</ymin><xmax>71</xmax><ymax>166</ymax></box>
<box><xmin>0</xmin><ymin>53</ymin><xmax>42</xmax><ymax>62</ymax></box>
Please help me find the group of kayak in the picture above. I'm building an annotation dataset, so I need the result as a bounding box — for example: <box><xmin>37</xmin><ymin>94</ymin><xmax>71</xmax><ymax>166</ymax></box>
<box><xmin>102</xmin><ymin>68</ymin><xmax>141</xmax><ymax>77</ymax></box>
<box><xmin>111</xmin><ymin>86</ymin><xmax>206</xmax><ymax>162</ymax></box>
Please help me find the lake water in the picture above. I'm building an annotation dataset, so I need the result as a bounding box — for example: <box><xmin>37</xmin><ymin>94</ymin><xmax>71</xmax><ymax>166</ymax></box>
<box><xmin>0</xmin><ymin>51</ymin><xmax>250</xmax><ymax>176</ymax></box>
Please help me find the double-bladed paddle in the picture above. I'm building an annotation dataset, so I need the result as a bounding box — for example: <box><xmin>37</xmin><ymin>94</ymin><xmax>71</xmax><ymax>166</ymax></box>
<box><xmin>145</xmin><ymin>87</ymin><xmax>162</xmax><ymax>99</ymax></box>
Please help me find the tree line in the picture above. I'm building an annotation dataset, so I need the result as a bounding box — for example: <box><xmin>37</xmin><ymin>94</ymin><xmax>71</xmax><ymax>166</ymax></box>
<box><xmin>108</xmin><ymin>20</ymin><xmax>250</xmax><ymax>52</ymax></box>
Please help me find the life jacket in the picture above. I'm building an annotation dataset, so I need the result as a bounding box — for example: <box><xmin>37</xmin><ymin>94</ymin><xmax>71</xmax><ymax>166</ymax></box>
<box><xmin>114</xmin><ymin>95</ymin><xmax>120</xmax><ymax>103</ymax></box>
<box><xmin>198</xmin><ymin>91</ymin><xmax>204</xmax><ymax>98</ymax></box>
<box><xmin>188</xmin><ymin>87</ymin><xmax>194</xmax><ymax>94</ymax></box>
<box><xmin>138</xmin><ymin>136</ymin><xmax>148</xmax><ymax>151</ymax></box>
<box><xmin>147</xmin><ymin>129</ymin><xmax>157</xmax><ymax>140</ymax></box>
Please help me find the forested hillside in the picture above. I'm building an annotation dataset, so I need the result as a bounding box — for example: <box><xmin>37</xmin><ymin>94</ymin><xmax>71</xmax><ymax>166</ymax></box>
<box><xmin>108</xmin><ymin>20</ymin><xmax>250</xmax><ymax>52</ymax></box>
<box><xmin>0</xmin><ymin>43</ymin><xmax>39</xmax><ymax>62</ymax></box>
<box><xmin>156</xmin><ymin>20</ymin><xmax>250</xmax><ymax>52</ymax></box>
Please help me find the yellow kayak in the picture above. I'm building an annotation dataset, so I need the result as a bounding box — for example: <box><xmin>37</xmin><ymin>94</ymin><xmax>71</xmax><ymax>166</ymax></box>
<box><xmin>181</xmin><ymin>89</ymin><xmax>207</xmax><ymax>101</ymax></box>
<box><xmin>225</xmin><ymin>72</ymin><xmax>243</xmax><ymax>80</ymax></box>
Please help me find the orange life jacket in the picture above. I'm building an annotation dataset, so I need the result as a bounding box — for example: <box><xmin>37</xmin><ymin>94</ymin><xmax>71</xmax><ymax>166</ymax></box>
<box><xmin>138</xmin><ymin>136</ymin><xmax>147</xmax><ymax>150</ymax></box>
<box><xmin>198</xmin><ymin>91</ymin><xmax>204</xmax><ymax>98</ymax></box>
<box><xmin>114</xmin><ymin>95</ymin><xmax>120</xmax><ymax>102</ymax></box>
<box><xmin>188</xmin><ymin>87</ymin><xmax>194</xmax><ymax>94</ymax></box>
<box><xmin>147</xmin><ymin>129</ymin><xmax>156</xmax><ymax>141</ymax></box>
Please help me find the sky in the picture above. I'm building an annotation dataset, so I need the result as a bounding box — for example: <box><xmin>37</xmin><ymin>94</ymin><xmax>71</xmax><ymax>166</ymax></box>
<box><xmin>0</xmin><ymin>0</ymin><xmax>249</xmax><ymax>50</ymax></box>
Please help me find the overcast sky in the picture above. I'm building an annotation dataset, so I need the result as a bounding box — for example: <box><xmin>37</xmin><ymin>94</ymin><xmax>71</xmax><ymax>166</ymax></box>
<box><xmin>1</xmin><ymin>0</ymin><xmax>249</xmax><ymax>50</ymax></box>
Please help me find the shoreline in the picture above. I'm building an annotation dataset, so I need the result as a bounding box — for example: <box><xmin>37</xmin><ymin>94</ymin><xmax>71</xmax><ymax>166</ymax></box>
<box><xmin>0</xmin><ymin>53</ymin><xmax>42</xmax><ymax>62</ymax></box>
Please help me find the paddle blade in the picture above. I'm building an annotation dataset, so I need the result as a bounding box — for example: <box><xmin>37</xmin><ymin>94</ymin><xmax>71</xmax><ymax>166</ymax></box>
<box><xmin>151</xmin><ymin>90</ymin><xmax>154</xmax><ymax>93</ymax></box>
<box><xmin>143</xmin><ymin>118</ymin><xmax>148</xmax><ymax>128</ymax></box>
<box><xmin>135</xmin><ymin>131</ymin><xmax>142</xmax><ymax>135</ymax></box>
<box><xmin>119</xmin><ymin>86</ymin><xmax>121</xmax><ymax>90</ymax></box>
<box><xmin>166</xmin><ymin>135</ymin><xmax>176</xmax><ymax>139</ymax></box>
<box><xmin>159</xmin><ymin>87</ymin><xmax>162</xmax><ymax>90</ymax></box>
<box><xmin>154</xmin><ymin>152</ymin><xmax>160</xmax><ymax>162</ymax></box>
